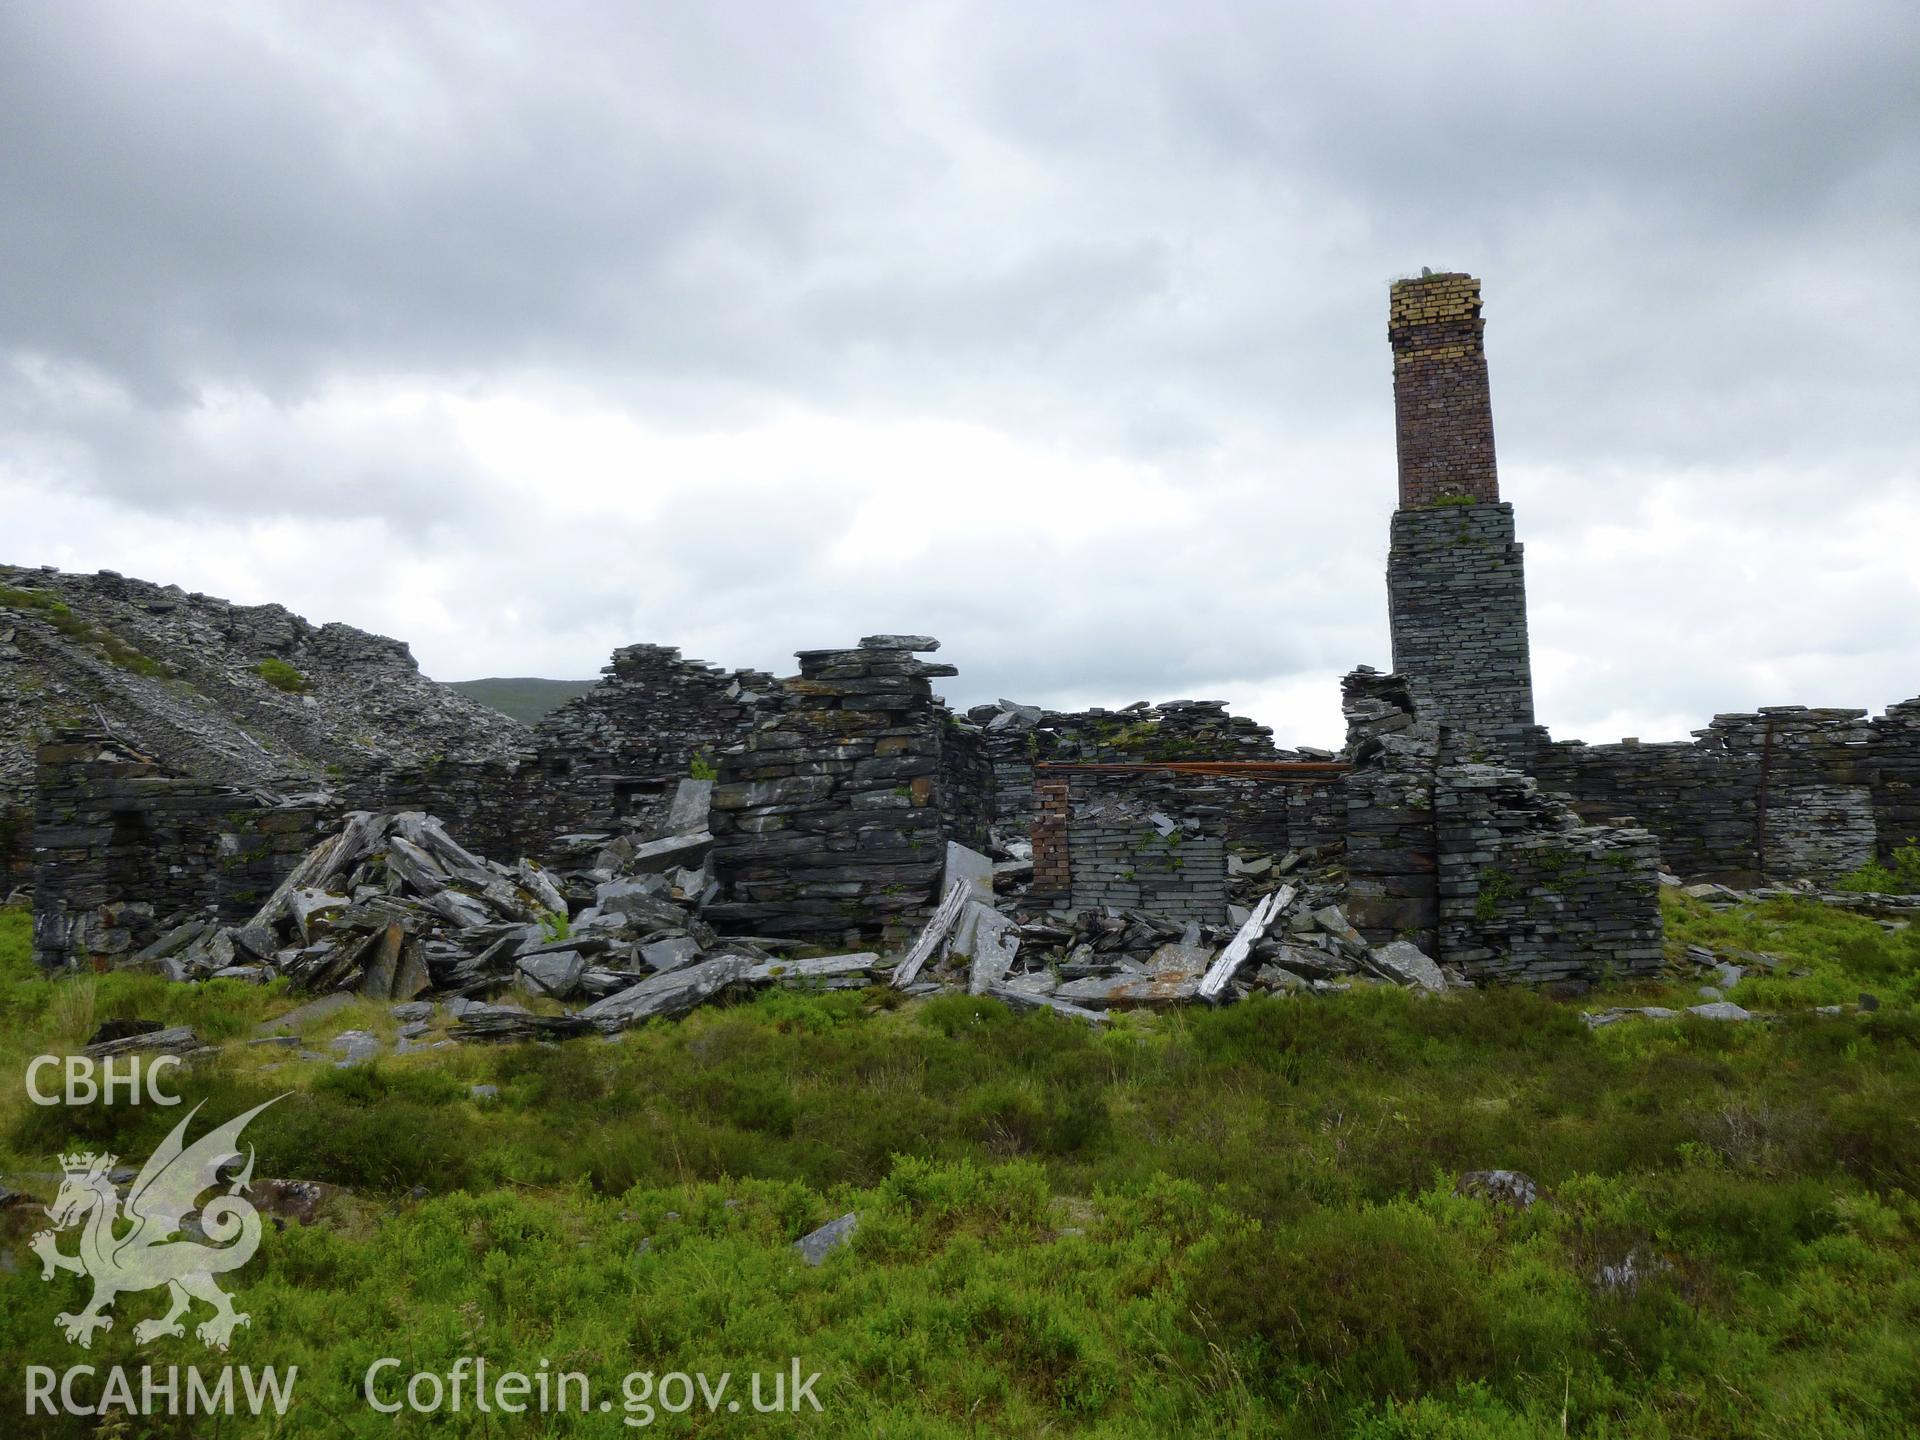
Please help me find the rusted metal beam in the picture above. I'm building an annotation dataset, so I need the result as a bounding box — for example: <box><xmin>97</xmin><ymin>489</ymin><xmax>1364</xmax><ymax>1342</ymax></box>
<box><xmin>1033</xmin><ymin>760</ymin><xmax>1350</xmax><ymax>777</ymax></box>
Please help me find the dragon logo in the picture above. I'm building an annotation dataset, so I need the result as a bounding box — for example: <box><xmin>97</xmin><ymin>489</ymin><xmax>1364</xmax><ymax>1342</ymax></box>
<box><xmin>30</xmin><ymin>1096</ymin><xmax>284</xmax><ymax>1351</ymax></box>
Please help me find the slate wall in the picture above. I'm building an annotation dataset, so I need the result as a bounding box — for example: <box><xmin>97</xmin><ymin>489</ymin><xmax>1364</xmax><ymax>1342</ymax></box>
<box><xmin>1</xmin><ymin>799</ymin><xmax>28</xmax><ymax>885</ymax></box>
<box><xmin>1342</xmin><ymin>755</ymin><xmax>1439</xmax><ymax>954</ymax></box>
<box><xmin>1873</xmin><ymin>698</ymin><xmax>1920</xmax><ymax>863</ymax></box>
<box><xmin>981</xmin><ymin>727</ymin><xmax>1053</xmax><ymax>836</ymax></box>
<box><xmin>997</xmin><ymin>698</ymin><xmax>1313</xmax><ymax>854</ymax></box>
<box><xmin>346</xmin><ymin>756</ymin><xmax>548</xmax><ymax>866</ymax></box>
<box><xmin>1341</xmin><ymin>669</ymin><xmax>1439</xmax><ymax>951</ymax></box>
<box><xmin>1386</xmin><ymin>501</ymin><xmax>1539</xmax><ymax>768</ymax></box>
<box><xmin>1285</xmin><ymin>779</ymin><xmax>1348</xmax><ymax>858</ymax></box>
<box><xmin>1061</xmin><ymin>772</ymin><xmax>1228</xmax><ymax>922</ymax></box>
<box><xmin>937</xmin><ymin>716</ymin><xmax>994</xmax><ymax>852</ymax></box>
<box><xmin>31</xmin><ymin>731</ymin><xmax>330</xmax><ymax>969</ymax></box>
<box><xmin>1434</xmin><ymin>760</ymin><xmax>1665</xmax><ymax>987</ymax></box>
<box><xmin>703</xmin><ymin>637</ymin><xmax>965</xmax><ymax>940</ymax></box>
<box><xmin>528</xmin><ymin>643</ymin><xmax>778</xmax><ymax>834</ymax></box>
<box><xmin>1535</xmin><ymin>704</ymin><xmax>1900</xmax><ymax>886</ymax></box>
<box><xmin>332</xmin><ymin>642</ymin><xmax>789</xmax><ymax>861</ymax></box>
<box><xmin>1339</xmin><ymin>670</ymin><xmax>1665</xmax><ymax>984</ymax></box>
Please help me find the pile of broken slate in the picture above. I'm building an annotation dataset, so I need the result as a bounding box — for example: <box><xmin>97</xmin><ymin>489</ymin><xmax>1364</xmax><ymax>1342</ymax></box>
<box><xmin>902</xmin><ymin>862</ymin><xmax>1450</xmax><ymax>1027</ymax></box>
<box><xmin>136</xmin><ymin>779</ymin><xmax>892</xmax><ymax>1040</ymax></box>
<box><xmin>123</xmin><ymin>780</ymin><xmax>1460</xmax><ymax>1044</ymax></box>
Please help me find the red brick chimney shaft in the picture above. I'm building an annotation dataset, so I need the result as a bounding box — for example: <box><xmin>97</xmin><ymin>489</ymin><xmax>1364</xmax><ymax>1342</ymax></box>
<box><xmin>1389</xmin><ymin>273</ymin><xmax>1499</xmax><ymax>508</ymax></box>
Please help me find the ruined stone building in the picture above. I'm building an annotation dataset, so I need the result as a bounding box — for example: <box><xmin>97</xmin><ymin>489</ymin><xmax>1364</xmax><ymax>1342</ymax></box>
<box><xmin>18</xmin><ymin>273</ymin><xmax>1919</xmax><ymax>984</ymax></box>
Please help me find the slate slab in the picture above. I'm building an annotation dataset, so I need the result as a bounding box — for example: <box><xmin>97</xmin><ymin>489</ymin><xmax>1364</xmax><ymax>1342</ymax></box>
<box><xmin>581</xmin><ymin>955</ymin><xmax>752</xmax><ymax>1033</ymax></box>
<box><xmin>793</xmin><ymin>1212</ymin><xmax>859</xmax><ymax>1265</ymax></box>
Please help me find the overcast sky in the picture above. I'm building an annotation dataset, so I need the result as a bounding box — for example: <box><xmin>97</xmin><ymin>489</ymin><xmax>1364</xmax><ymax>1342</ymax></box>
<box><xmin>3</xmin><ymin>1</ymin><xmax>1916</xmax><ymax>747</ymax></box>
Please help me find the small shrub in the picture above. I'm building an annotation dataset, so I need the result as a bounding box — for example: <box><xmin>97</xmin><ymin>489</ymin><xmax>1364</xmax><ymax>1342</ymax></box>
<box><xmin>493</xmin><ymin>1039</ymin><xmax>614</xmax><ymax>1106</ymax></box>
<box><xmin>1190</xmin><ymin>1204</ymin><xmax>1502</xmax><ymax>1400</ymax></box>
<box><xmin>256</xmin><ymin>657</ymin><xmax>310</xmax><ymax>693</ymax></box>
<box><xmin>0</xmin><ymin>585</ymin><xmax>63</xmax><ymax>613</ymax></box>
<box><xmin>1838</xmin><ymin>842</ymin><xmax>1920</xmax><ymax>895</ymax></box>
<box><xmin>311</xmin><ymin>1062</ymin><xmax>467</xmax><ymax>1109</ymax></box>
<box><xmin>704</xmin><ymin>1073</ymin><xmax>798</xmax><ymax>1137</ymax></box>
<box><xmin>1474</xmin><ymin>867</ymin><xmax>1517</xmax><ymax>922</ymax></box>
<box><xmin>754</xmin><ymin>987</ymin><xmax>859</xmax><ymax>1032</ymax></box>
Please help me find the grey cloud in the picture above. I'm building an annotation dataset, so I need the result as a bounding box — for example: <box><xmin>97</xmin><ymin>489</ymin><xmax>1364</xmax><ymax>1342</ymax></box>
<box><xmin>1</xmin><ymin>0</ymin><xmax>1916</xmax><ymax>746</ymax></box>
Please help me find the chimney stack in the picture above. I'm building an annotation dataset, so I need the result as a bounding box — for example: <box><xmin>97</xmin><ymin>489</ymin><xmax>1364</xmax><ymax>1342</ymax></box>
<box><xmin>1389</xmin><ymin>272</ymin><xmax>1499</xmax><ymax>508</ymax></box>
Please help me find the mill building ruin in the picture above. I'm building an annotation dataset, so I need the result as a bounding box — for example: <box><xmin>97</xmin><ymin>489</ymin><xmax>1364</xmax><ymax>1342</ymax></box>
<box><xmin>11</xmin><ymin>273</ymin><xmax>1919</xmax><ymax>990</ymax></box>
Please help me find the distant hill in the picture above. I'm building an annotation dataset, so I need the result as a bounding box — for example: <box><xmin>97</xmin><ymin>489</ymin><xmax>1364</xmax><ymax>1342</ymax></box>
<box><xmin>448</xmin><ymin>677</ymin><xmax>598</xmax><ymax>724</ymax></box>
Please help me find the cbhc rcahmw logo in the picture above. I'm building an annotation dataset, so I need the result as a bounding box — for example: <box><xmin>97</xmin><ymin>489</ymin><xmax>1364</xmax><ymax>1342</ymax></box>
<box><xmin>26</xmin><ymin>1053</ymin><xmax>183</xmax><ymax>1107</ymax></box>
<box><xmin>19</xmin><ymin>1049</ymin><xmax>305</xmax><ymax>1422</ymax></box>
<box><xmin>31</xmin><ymin>1097</ymin><xmax>286</xmax><ymax>1351</ymax></box>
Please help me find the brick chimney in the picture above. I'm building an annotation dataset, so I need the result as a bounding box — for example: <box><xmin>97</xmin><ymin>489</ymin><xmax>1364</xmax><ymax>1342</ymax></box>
<box><xmin>1389</xmin><ymin>272</ymin><xmax>1498</xmax><ymax>508</ymax></box>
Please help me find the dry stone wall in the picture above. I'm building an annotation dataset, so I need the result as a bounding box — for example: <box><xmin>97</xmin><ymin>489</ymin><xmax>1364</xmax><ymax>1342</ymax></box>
<box><xmin>989</xmin><ymin>698</ymin><xmax>1328</xmax><ymax>856</ymax></box>
<box><xmin>346</xmin><ymin>756</ymin><xmax>546</xmax><ymax>867</ymax></box>
<box><xmin>529</xmin><ymin>643</ymin><xmax>779</xmax><ymax>834</ymax></box>
<box><xmin>1045</xmin><ymin>700</ymin><xmax>1285</xmax><ymax>764</ymax></box>
<box><xmin>937</xmin><ymin>717</ymin><xmax>994</xmax><ymax>852</ymax></box>
<box><xmin>1535</xmin><ymin>704</ymin><xmax>1905</xmax><ymax>886</ymax></box>
<box><xmin>330</xmin><ymin>643</ymin><xmax>790</xmax><ymax>862</ymax></box>
<box><xmin>1387</xmin><ymin>501</ymin><xmax>1540</xmax><ymax>768</ymax></box>
<box><xmin>1339</xmin><ymin>670</ymin><xmax>1665</xmax><ymax>985</ymax></box>
<box><xmin>31</xmin><ymin>731</ymin><xmax>330</xmax><ymax>969</ymax></box>
<box><xmin>1434</xmin><ymin>759</ymin><xmax>1664</xmax><ymax>987</ymax></box>
<box><xmin>704</xmin><ymin>637</ymin><xmax>979</xmax><ymax>940</ymax></box>
<box><xmin>1059</xmin><ymin>772</ymin><xmax>1229</xmax><ymax>921</ymax></box>
<box><xmin>1285</xmin><ymin>780</ymin><xmax>1347</xmax><ymax>858</ymax></box>
<box><xmin>1</xmin><ymin>800</ymin><xmax>28</xmax><ymax>886</ymax></box>
<box><xmin>1341</xmin><ymin>669</ymin><xmax>1439</xmax><ymax>950</ymax></box>
<box><xmin>1873</xmin><ymin>698</ymin><xmax>1920</xmax><ymax>861</ymax></box>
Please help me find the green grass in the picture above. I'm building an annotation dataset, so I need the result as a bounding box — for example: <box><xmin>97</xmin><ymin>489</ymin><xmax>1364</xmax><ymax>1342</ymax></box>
<box><xmin>0</xmin><ymin>585</ymin><xmax>71</xmax><ymax>617</ymax></box>
<box><xmin>1</xmin><ymin>899</ymin><xmax>1917</xmax><ymax>1436</ymax></box>
<box><xmin>1656</xmin><ymin>889</ymin><xmax>1920</xmax><ymax>1012</ymax></box>
<box><xmin>0</xmin><ymin>904</ymin><xmax>29</xmax><ymax>976</ymax></box>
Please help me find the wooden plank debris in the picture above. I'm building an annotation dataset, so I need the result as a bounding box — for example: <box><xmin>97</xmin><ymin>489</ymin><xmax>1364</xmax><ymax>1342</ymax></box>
<box><xmin>1198</xmin><ymin>884</ymin><xmax>1297</xmax><ymax>1002</ymax></box>
<box><xmin>890</xmin><ymin>880</ymin><xmax>971</xmax><ymax>987</ymax></box>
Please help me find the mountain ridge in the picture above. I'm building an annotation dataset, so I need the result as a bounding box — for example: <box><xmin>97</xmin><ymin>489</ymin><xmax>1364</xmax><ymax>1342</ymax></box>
<box><xmin>0</xmin><ymin>563</ymin><xmax>526</xmax><ymax>828</ymax></box>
